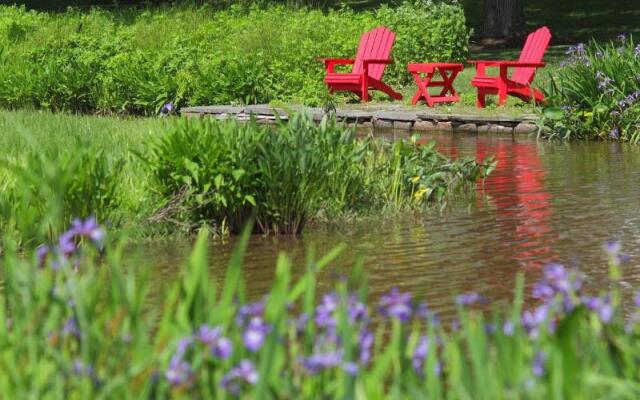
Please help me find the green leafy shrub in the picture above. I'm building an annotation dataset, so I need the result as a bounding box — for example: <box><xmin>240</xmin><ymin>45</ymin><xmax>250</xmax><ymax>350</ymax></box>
<box><xmin>142</xmin><ymin>113</ymin><xmax>491</xmax><ymax>234</ymax></box>
<box><xmin>142</xmin><ymin>115</ymin><xmax>370</xmax><ymax>234</ymax></box>
<box><xmin>542</xmin><ymin>36</ymin><xmax>640</xmax><ymax>142</ymax></box>
<box><xmin>0</xmin><ymin>2</ymin><xmax>470</xmax><ymax>113</ymax></box>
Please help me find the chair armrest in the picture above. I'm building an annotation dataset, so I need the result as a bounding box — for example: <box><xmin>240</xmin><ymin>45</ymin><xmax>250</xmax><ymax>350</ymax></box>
<box><xmin>468</xmin><ymin>60</ymin><xmax>502</xmax><ymax>67</ymax></box>
<box><xmin>469</xmin><ymin>60</ymin><xmax>545</xmax><ymax>79</ymax></box>
<box><xmin>468</xmin><ymin>60</ymin><xmax>546</xmax><ymax>68</ymax></box>
<box><xmin>495</xmin><ymin>61</ymin><xmax>546</xmax><ymax>68</ymax></box>
<box><xmin>318</xmin><ymin>58</ymin><xmax>355</xmax><ymax>73</ymax></box>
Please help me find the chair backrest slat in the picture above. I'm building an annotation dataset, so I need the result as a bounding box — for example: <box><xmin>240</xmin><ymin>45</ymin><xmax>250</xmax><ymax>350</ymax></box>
<box><xmin>512</xmin><ymin>26</ymin><xmax>551</xmax><ymax>85</ymax></box>
<box><xmin>353</xmin><ymin>26</ymin><xmax>395</xmax><ymax>80</ymax></box>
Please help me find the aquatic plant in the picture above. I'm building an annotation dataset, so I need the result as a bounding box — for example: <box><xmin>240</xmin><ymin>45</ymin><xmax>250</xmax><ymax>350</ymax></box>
<box><xmin>543</xmin><ymin>35</ymin><xmax>640</xmax><ymax>142</ymax></box>
<box><xmin>0</xmin><ymin>219</ymin><xmax>638</xmax><ymax>398</ymax></box>
<box><xmin>142</xmin><ymin>113</ymin><xmax>492</xmax><ymax>234</ymax></box>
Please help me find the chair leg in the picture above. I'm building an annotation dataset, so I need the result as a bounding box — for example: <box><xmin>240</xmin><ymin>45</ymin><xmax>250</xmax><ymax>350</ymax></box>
<box><xmin>361</xmin><ymin>77</ymin><xmax>369</xmax><ymax>102</ymax></box>
<box><xmin>498</xmin><ymin>92</ymin><xmax>507</xmax><ymax>106</ymax></box>
<box><xmin>476</xmin><ymin>91</ymin><xmax>486</xmax><ymax>108</ymax></box>
<box><xmin>361</xmin><ymin>89</ymin><xmax>369</xmax><ymax>102</ymax></box>
<box><xmin>498</xmin><ymin>85</ymin><xmax>507</xmax><ymax>106</ymax></box>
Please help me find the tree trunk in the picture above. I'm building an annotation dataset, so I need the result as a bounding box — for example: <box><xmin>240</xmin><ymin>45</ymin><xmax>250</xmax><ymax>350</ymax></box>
<box><xmin>484</xmin><ymin>0</ymin><xmax>524</xmax><ymax>39</ymax></box>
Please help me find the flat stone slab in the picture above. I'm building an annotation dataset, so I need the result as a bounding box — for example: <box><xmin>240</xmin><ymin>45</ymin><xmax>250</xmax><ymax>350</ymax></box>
<box><xmin>243</xmin><ymin>105</ymin><xmax>287</xmax><ymax>117</ymax></box>
<box><xmin>180</xmin><ymin>104</ymin><xmax>539</xmax><ymax>134</ymax></box>
<box><xmin>181</xmin><ymin>105</ymin><xmax>244</xmax><ymax>115</ymax></box>
<box><xmin>335</xmin><ymin>110</ymin><xmax>373</xmax><ymax>121</ymax></box>
<box><xmin>374</xmin><ymin>111</ymin><xmax>419</xmax><ymax>122</ymax></box>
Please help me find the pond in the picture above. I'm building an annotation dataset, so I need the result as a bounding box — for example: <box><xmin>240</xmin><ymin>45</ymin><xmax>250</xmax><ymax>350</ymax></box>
<box><xmin>128</xmin><ymin>131</ymin><xmax>640</xmax><ymax>317</ymax></box>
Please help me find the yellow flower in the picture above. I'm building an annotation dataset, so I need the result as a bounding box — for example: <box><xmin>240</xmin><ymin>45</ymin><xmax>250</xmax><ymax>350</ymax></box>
<box><xmin>413</xmin><ymin>186</ymin><xmax>428</xmax><ymax>202</ymax></box>
<box><xmin>410</xmin><ymin>176</ymin><xmax>420</xmax><ymax>184</ymax></box>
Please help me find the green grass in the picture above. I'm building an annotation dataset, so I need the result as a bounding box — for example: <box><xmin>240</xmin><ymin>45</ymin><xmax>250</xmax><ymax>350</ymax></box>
<box><xmin>0</xmin><ymin>110</ymin><xmax>166</xmax><ymax>243</ymax></box>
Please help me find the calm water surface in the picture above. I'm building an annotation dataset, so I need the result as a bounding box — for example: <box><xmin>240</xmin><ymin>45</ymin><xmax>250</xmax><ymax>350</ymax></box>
<box><xmin>129</xmin><ymin>132</ymin><xmax>640</xmax><ymax>316</ymax></box>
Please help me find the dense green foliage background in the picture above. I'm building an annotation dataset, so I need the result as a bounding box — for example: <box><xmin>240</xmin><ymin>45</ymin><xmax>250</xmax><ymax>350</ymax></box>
<box><xmin>0</xmin><ymin>2</ymin><xmax>469</xmax><ymax>114</ymax></box>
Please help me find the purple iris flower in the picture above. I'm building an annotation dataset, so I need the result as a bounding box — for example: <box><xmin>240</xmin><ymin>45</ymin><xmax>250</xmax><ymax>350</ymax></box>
<box><xmin>161</xmin><ymin>103</ymin><xmax>174</xmax><ymax>114</ymax></box>
<box><xmin>71</xmin><ymin>217</ymin><xmax>105</xmax><ymax>244</ymax></box>
<box><xmin>415</xmin><ymin>301</ymin><xmax>429</xmax><ymax>319</ymax></box>
<box><xmin>610</xmin><ymin>128</ymin><xmax>620</xmax><ymax>139</ymax></box>
<box><xmin>503</xmin><ymin>320</ymin><xmax>515</xmax><ymax>336</ymax></box>
<box><xmin>584</xmin><ymin>295</ymin><xmax>614</xmax><ymax>323</ymax></box>
<box><xmin>532</xmin><ymin>282</ymin><xmax>555</xmax><ymax>300</ymax></box>
<box><xmin>544</xmin><ymin>264</ymin><xmax>572</xmax><ymax>292</ymax></box>
<box><xmin>378</xmin><ymin>288</ymin><xmax>412</xmax><ymax>322</ymax></box>
<box><xmin>36</xmin><ymin>245</ymin><xmax>50</xmax><ymax>267</ymax></box>
<box><xmin>220</xmin><ymin>360</ymin><xmax>259</xmax><ymax>395</ymax></box>
<box><xmin>347</xmin><ymin>295</ymin><xmax>368</xmax><ymax>323</ymax></box>
<box><xmin>455</xmin><ymin>292</ymin><xmax>488</xmax><ymax>306</ymax></box>
<box><xmin>195</xmin><ymin>324</ymin><xmax>220</xmax><ymax>345</ymax></box>
<box><xmin>451</xmin><ymin>319</ymin><xmax>460</xmax><ymax>331</ymax></box>
<box><xmin>617</xmin><ymin>33</ymin><xmax>626</xmax><ymax>43</ymax></box>
<box><xmin>358</xmin><ymin>328</ymin><xmax>374</xmax><ymax>365</ymax></box>
<box><xmin>522</xmin><ymin>305</ymin><xmax>549</xmax><ymax>339</ymax></box>
<box><xmin>62</xmin><ymin>316</ymin><xmax>80</xmax><ymax>338</ymax></box>
<box><xmin>195</xmin><ymin>324</ymin><xmax>232</xmax><ymax>359</ymax></box>
<box><xmin>532</xmin><ymin>351</ymin><xmax>546</xmax><ymax>377</ymax></box>
<box><xmin>634</xmin><ymin>292</ymin><xmax>640</xmax><ymax>308</ymax></box>
<box><xmin>238</xmin><ymin>300</ymin><xmax>265</xmax><ymax>323</ymax></box>
<box><xmin>73</xmin><ymin>359</ymin><xmax>95</xmax><ymax>378</ymax></box>
<box><xmin>59</xmin><ymin>231</ymin><xmax>77</xmax><ymax>255</ymax></box>
<box><xmin>342</xmin><ymin>362</ymin><xmax>358</xmax><ymax>376</ymax></box>
<box><xmin>412</xmin><ymin>336</ymin><xmax>429</xmax><ymax>375</ymax></box>
<box><xmin>605</xmin><ymin>241</ymin><xmax>622</xmax><ymax>255</ymax></box>
<box><xmin>174</xmin><ymin>337</ymin><xmax>193</xmax><ymax>359</ymax></box>
<box><xmin>243</xmin><ymin>317</ymin><xmax>270</xmax><ymax>352</ymax></box>
<box><xmin>299</xmin><ymin>351</ymin><xmax>343</xmax><ymax>374</ymax></box>
<box><xmin>165</xmin><ymin>355</ymin><xmax>191</xmax><ymax>386</ymax></box>
<box><xmin>315</xmin><ymin>293</ymin><xmax>338</xmax><ymax>328</ymax></box>
<box><xmin>635</xmin><ymin>45</ymin><xmax>640</xmax><ymax>58</ymax></box>
<box><xmin>294</xmin><ymin>312</ymin><xmax>309</xmax><ymax>335</ymax></box>
<box><xmin>73</xmin><ymin>359</ymin><xmax>85</xmax><ymax>375</ymax></box>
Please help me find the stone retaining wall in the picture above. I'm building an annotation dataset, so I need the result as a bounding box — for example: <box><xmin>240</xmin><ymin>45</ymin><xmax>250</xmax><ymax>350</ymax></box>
<box><xmin>180</xmin><ymin>105</ymin><xmax>539</xmax><ymax>134</ymax></box>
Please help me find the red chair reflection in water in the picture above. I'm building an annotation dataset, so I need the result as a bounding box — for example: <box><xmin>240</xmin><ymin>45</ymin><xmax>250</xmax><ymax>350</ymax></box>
<box><xmin>475</xmin><ymin>140</ymin><xmax>555</xmax><ymax>268</ymax></box>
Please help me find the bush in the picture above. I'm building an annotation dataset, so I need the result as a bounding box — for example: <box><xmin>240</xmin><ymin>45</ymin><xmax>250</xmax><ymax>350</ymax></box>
<box><xmin>542</xmin><ymin>36</ymin><xmax>640</xmax><ymax>142</ymax></box>
<box><xmin>1</xmin><ymin>220</ymin><xmax>638</xmax><ymax>398</ymax></box>
<box><xmin>0</xmin><ymin>2</ymin><xmax>470</xmax><ymax>114</ymax></box>
<box><xmin>142</xmin><ymin>113</ymin><xmax>490</xmax><ymax>234</ymax></box>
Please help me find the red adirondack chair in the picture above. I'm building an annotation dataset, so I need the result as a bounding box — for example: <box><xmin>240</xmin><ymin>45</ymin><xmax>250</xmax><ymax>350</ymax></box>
<box><xmin>320</xmin><ymin>26</ymin><xmax>402</xmax><ymax>102</ymax></box>
<box><xmin>469</xmin><ymin>26</ymin><xmax>551</xmax><ymax>108</ymax></box>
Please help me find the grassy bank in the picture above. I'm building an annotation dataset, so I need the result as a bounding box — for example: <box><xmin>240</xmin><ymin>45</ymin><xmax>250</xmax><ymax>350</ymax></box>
<box><xmin>0</xmin><ymin>110</ymin><xmax>492</xmax><ymax>247</ymax></box>
<box><xmin>1</xmin><ymin>220</ymin><xmax>638</xmax><ymax>397</ymax></box>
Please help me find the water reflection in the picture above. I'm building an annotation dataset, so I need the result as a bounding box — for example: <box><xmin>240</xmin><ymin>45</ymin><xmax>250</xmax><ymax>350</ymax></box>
<box><xmin>129</xmin><ymin>132</ymin><xmax>640</xmax><ymax>318</ymax></box>
<box><xmin>476</xmin><ymin>140</ymin><xmax>555</xmax><ymax>267</ymax></box>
